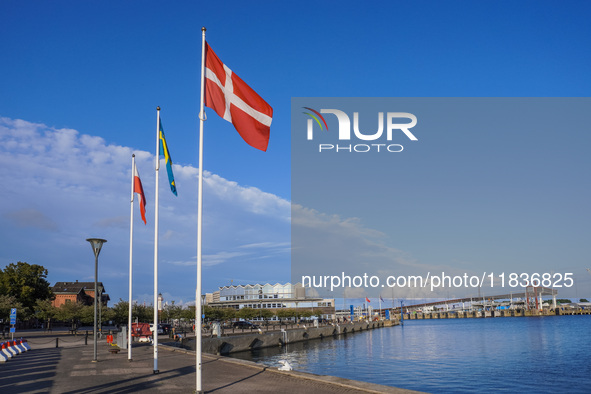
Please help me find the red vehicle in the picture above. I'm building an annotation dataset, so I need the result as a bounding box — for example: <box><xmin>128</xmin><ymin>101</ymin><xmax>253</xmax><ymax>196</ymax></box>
<box><xmin>131</xmin><ymin>323</ymin><xmax>152</xmax><ymax>339</ymax></box>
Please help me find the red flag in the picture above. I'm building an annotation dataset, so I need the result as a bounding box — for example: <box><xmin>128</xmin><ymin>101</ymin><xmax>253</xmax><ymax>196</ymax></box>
<box><xmin>366</xmin><ymin>297</ymin><xmax>371</xmax><ymax>303</ymax></box>
<box><xmin>133</xmin><ymin>163</ymin><xmax>147</xmax><ymax>224</ymax></box>
<box><xmin>204</xmin><ymin>42</ymin><xmax>273</xmax><ymax>151</ymax></box>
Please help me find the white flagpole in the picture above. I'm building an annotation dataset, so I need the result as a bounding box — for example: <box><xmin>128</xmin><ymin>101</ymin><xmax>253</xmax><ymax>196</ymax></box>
<box><xmin>154</xmin><ymin>106</ymin><xmax>161</xmax><ymax>374</ymax></box>
<box><xmin>379</xmin><ymin>297</ymin><xmax>382</xmax><ymax>320</ymax></box>
<box><xmin>196</xmin><ymin>26</ymin><xmax>206</xmax><ymax>393</ymax></box>
<box><xmin>128</xmin><ymin>154</ymin><xmax>135</xmax><ymax>361</ymax></box>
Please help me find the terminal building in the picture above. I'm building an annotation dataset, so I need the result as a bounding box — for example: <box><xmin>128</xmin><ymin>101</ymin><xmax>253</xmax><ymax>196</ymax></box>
<box><xmin>206</xmin><ymin>283</ymin><xmax>335</xmax><ymax>321</ymax></box>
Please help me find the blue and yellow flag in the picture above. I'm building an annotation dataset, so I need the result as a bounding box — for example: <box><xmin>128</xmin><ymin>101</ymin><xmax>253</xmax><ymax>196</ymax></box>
<box><xmin>159</xmin><ymin>120</ymin><xmax>177</xmax><ymax>196</ymax></box>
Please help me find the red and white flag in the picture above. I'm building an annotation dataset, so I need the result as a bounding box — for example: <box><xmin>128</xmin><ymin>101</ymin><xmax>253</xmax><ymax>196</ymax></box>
<box><xmin>133</xmin><ymin>163</ymin><xmax>147</xmax><ymax>224</ymax></box>
<box><xmin>366</xmin><ymin>297</ymin><xmax>371</xmax><ymax>303</ymax></box>
<box><xmin>204</xmin><ymin>42</ymin><xmax>273</xmax><ymax>151</ymax></box>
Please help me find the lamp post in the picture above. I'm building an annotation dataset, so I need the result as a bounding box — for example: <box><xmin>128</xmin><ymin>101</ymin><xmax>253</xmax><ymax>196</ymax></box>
<box><xmin>157</xmin><ymin>293</ymin><xmax>163</xmax><ymax>324</ymax></box>
<box><xmin>99</xmin><ymin>287</ymin><xmax>103</xmax><ymax>336</ymax></box>
<box><xmin>87</xmin><ymin>238</ymin><xmax>107</xmax><ymax>362</ymax></box>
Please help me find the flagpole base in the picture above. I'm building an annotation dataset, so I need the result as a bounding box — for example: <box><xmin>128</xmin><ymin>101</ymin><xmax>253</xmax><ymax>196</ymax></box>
<box><xmin>153</xmin><ymin>370</ymin><xmax>159</xmax><ymax>374</ymax></box>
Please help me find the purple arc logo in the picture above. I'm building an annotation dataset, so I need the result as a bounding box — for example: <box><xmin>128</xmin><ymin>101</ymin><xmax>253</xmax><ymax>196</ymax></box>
<box><xmin>302</xmin><ymin>107</ymin><xmax>329</xmax><ymax>132</ymax></box>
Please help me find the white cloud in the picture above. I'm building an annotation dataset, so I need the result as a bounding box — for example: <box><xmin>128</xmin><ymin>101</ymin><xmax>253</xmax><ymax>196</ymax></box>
<box><xmin>0</xmin><ymin>116</ymin><xmax>290</xmax><ymax>304</ymax></box>
<box><xmin>205</xmin><ymin>173</ymin><xmax>290</xmax><ymax>220</ymax></box>
<box><xmin>291</xmin><ymin>204</ymin><xmax>492</xmax><ymax>299</ymax></box>
<box><xmin>0</xmin><ymin>116</ymin><xmax>487</xmax><ymax>305</ymax></box>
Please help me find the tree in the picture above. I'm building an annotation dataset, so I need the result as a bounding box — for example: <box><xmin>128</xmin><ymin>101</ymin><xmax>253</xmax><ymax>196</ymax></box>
<box><xmin>276</xmin><ymin>308</ymin><xmax>296</xmax><ymax>321</ymax></box>
<box><xmin>299</xmin><ymin>310</ymin><xmax>313</xmax><ymax>319</ymax></box>
<box><xmin>0</xmin><ymin>262</ymin><xmax>52</xmax><ymax>316</ymax></box>
<box><xmin>556</xmin><ymin>299</ymin><xmax>572</xmax><ymax>304</ymax></box>
<box><xmin>203</xmin><ymin>306</ymin><xmax>235</xmax><ymax>321</ymax></box>
<box><xmin>102</xmin><ymin>306</ymin><xmax>115</xmax><ymax>325</ymax></box>
<box><xmin>236</xmin><ymin>307</ymin><xmax>257</xmax><ymax>320</ymax></box>
<box><xmin>580</xmin><ymin>299</ymin><xmax>589</xmax><ymax>303</ymax></box>
<box><xmin>0</xmin><ymin>295</ymin><xmax>24</xmax><ymax>322</ymax></box>
<box><xmin>181</xmin><ymin>305</ymin><xmax>195</xmax><ymax>321</ymax></box>
<box><xmin>220</xmin><ymin>308</ymin><xmax>236</xmax><ymax>321</ymax></box>
<box><xmin>259</xmin><ymin>309</ymin><xmax>274</xmax><ymax>321</ymax></box>
<box><xmin>34</xmin><ymin>299</ymin><xmax>56</xmax><ymax>327</ymax></box>
<box><xmin>162</xmin><ymin>303</ymin><xmax>184</xmax><ymax>322</ymax></box>
<box><xmin>111</xmin><ymin>300</ymin><xmax>130</xmax><ymax>325</ymax></box>
<box><xmin>54</xmin><ymin>302</ymin><xmax>85</xmax><ymax>330</ymax></box>
<box><xmin>79</xmin><ymin>304</ymin><xmax>95</xmax><ymax>326</ymax></box>
<box><xmin>132</xmin><ymin>303</ymin><xmax>153</xmax><ymax>322</ymax></box>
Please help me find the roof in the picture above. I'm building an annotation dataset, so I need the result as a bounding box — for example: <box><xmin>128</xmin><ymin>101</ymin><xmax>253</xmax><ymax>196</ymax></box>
<box><xmin>52</xmin><ymin>281</ymin><xmax>106</xmax><ymax>294</ymax></box>
<box><xmin>218</xmin><ymin>282</ymin><xmax>303</xmax><ymax>290</ymax></box>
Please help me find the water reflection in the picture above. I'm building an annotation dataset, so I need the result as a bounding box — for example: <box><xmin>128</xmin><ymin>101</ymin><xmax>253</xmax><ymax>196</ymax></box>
<box><xmin>229</xmin><ymin>316</ymin><xmax>591</xmax><ymax>393</ymax></box>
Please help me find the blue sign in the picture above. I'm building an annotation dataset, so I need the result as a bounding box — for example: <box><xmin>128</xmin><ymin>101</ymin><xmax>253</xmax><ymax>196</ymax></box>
<box><xmin>385</xmin><ymin>310</ymin><xmax>390</xmax><ymax>320</ymax></box>
<box><xmin>10</xmin><ymin>318</ymin><xmax>16</xmax><ymax>325</ymax></box>
<box><xmin>10</xmin><ymin>308</ymin><xmax>16</xmax><ymax>318</ymax></box>
<box><xmin>10</xmin><ymin>327</ymin><xmax>15</xmax><ymax>333</ymax></box>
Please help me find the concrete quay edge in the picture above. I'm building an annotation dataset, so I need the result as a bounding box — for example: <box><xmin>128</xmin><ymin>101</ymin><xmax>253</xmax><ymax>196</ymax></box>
<box><xmin>160</xmin><ymin>343</ymin><xmax>422</xmax><ymax>394</ymax></box>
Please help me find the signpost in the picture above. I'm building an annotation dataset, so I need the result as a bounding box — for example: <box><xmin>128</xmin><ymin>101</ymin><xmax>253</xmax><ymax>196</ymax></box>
<box><xmin>10</xmin><ymin>308</ymin><xmax>17</xmax><ymax>339</ymax></box>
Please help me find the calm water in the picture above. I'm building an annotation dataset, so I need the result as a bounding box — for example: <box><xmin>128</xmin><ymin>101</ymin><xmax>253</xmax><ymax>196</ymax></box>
<box><xmin>230</xmin><ymin>315</ymin><xmax>591</xmax><ymax>393</ymax></box>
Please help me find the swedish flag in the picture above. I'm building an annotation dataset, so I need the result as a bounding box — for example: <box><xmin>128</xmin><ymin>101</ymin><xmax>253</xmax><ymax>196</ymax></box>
<box><xmin>159</xmin><ymin>120</ymin><xmax>177</xmax><ymax>196</ymax></box>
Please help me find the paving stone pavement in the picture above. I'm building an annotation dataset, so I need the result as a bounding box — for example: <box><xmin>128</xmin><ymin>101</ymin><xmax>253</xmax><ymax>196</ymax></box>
<box><xmin>0</xmin><ymin>341</ymin><xmax>422</xmax><ymax>393</ymax></box>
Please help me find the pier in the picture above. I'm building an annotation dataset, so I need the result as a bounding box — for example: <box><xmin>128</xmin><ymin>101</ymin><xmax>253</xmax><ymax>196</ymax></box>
<box><xmin>394</xmin><ymin>286</ymin><xmax>591</xmax><ymax>320</ymax></box>
<box><xmin>184</xmin><ymin>320</ymin><xmax>398</xmax><ymax>355</ymax></box>
<box><xmin>402</xmin><ymin>308</ymin><xmax>591</xmax><ymax>320</ymax></box>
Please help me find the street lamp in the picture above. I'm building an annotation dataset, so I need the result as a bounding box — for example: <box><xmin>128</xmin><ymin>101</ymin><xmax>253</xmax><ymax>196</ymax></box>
<box><xmin>87</xmin><ymin>238</ymin><xmax>107</xmax><ymax>362</ymax></box>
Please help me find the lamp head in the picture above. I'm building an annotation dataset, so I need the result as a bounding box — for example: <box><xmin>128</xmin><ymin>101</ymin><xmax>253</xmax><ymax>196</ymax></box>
<box><xmin>86</xmin><ymin>238</ymin><xmax>107</xmax><ymax>258</ymax></box>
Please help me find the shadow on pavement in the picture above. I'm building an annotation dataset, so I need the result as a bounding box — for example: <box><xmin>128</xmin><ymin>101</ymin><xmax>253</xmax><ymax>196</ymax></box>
<box><xmin>0</xmin><ymin>347</ymin><xmax>61</xmax><ymax>393</ymax></box>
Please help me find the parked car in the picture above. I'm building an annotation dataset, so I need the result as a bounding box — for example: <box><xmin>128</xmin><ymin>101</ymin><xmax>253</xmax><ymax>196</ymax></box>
<box><xmin>160</xmin><ymin>324</ymin><xmax>172</xmax><ymax>334</ymax></box>
<box><xmin>232</xmin><ymin>321</ymin><xmax>258</xmax><ymax>329</ymax></box>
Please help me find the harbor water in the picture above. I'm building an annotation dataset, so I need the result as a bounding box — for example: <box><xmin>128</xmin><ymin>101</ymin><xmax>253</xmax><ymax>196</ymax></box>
<box><xmin>230</xmin><ymin>315</ymin><xmax>591</xmax><ymax>393</ymax></box>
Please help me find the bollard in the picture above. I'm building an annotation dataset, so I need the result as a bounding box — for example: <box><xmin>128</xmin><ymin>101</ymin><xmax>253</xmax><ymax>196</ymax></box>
<box><xmin>85</xmin><ymin>332</ymin><xmax>88</xmax><ymax>346</ymax></box>
<box><xmin>56</xmin><ymin>338</ymin><xmax>59</xmax><ymax>348</ymax></box>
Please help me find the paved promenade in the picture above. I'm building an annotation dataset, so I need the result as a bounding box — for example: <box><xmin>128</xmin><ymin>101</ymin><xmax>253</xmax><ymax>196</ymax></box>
<box><xmin>1</xmin><ymin>338</ymin><xmax>421</xmax><ymax>393</ymax></box>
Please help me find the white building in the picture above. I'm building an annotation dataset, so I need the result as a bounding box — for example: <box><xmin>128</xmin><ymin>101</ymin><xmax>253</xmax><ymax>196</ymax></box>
<box><xmin>206</xmin><ymin>283</ymin><xmax>335</xmax><ymax>321</ymax></box>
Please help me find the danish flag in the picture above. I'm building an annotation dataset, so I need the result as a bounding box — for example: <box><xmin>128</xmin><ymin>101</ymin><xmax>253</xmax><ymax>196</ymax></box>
<box><xmin>204</xmin><ymin>42</ymin><xmax>273</xmax><ymax>151</ymax></box>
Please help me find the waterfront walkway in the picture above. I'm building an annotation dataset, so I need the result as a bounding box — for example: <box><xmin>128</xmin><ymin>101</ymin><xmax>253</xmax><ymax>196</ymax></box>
<box><xmin>0</xmin><ymin>341</ymin><xmax>421</xmax><ymax>393</ymax></box>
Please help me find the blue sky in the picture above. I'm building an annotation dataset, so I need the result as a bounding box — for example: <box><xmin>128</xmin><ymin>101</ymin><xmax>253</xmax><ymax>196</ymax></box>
<box><xmin>1</xmin><ymin>1</ymin><xmax>590</xmax><ymax>305</ymax></box>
